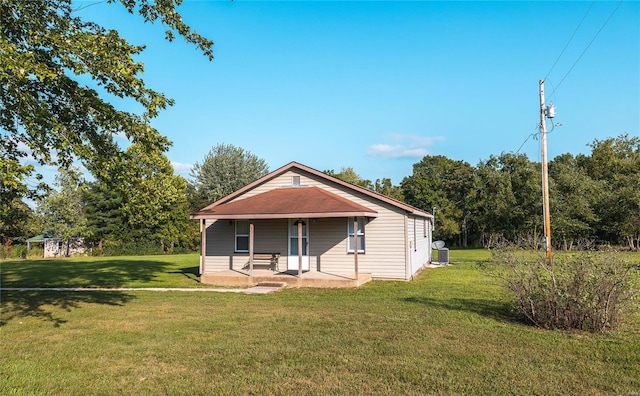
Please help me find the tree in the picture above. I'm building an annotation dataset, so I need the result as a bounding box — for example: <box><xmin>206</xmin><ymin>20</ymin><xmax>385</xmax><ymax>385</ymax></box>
<box><xmin>120</xmin><ymin>144</ymin><xmax>191</xmax><ymax>252</ymax></box>
<box><xmin>83</xmin><ymin>180</ymin><xmax>126</xmax><ymax>249</ymax></box>
<box><xmin>1</xmin><ymin>0</ymin><xmax>213</xmax><ymax>198</ymax></box>
<box><xmin>577</xmin><ymin>134</ymin><xmax>640</xmax><ymax>249</ymax></box>
<box><xmin>189</xmin><ymin>143</ymin><xmax>270</xmax><ymax>208</ymax></box>
<box><xmin>401</xmin><ymin>155</ymin><xmax>472</xmax><ymax>243</ymax></box>
<box><xmin>373</xmin><ymin>178</ymin><xmax>405</xmax><ymax>201</ymax></box>
<box><xmin>0</xmin><ymin>198</ymin><xmax>37</xmax><ymax>247</ymax></box>
<box><xmin>324</xmin><ymin>167</ymin><xmax>373</xmax><ymax>189</ymax></box>
<box><xmin>36</xmin><ymin>167</ymin><xmax>88</xmax><ymax>256</ymax></box>
<box><xmin>549</xmin><ymin>153</ymin><xmax>600</xmax><ymax>249</ymax></box>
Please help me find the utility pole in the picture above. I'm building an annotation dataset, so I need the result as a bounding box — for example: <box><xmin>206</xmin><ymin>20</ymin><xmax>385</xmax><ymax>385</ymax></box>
<box><xmin>539</xmin><ymin>80</ymin><xmax>552</xmax><ymax>265</ymax></box>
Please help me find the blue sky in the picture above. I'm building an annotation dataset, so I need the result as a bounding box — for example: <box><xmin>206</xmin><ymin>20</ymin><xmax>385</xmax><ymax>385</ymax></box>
<box><xmin>69</xmin><ymin>0</ymin><xmax>638</xmax><ymax>185</ymax></box>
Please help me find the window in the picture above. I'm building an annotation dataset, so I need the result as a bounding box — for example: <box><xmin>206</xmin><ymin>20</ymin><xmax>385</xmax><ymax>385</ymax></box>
<box><xmin>347</xmin><ymin>217</ymin><xmax>365</xmax><ymax>253</ymax></box>
<box><xmin>292</xmin><ymin>176</ymin><xmax>301</xmax><ymax>186</ymax></box>
<box><xmin>424</xmin><ymin>219</ymin><xmax>427</xmax><ymax>238</ymax></box>
<box><xmin>235</xmin><ymin>221</ymin><xmax>249</xmax><ymax>252</ymax></box>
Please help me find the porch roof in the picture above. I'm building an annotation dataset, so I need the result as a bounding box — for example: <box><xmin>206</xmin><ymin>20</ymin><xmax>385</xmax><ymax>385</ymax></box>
<box><xmin>191</xmin><ymin>187</ymin><xmax>378</xmax><ymax>220</ymax></box>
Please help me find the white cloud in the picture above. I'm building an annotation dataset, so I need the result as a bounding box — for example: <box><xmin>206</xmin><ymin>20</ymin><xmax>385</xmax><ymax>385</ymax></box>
<box><xmin>171</xmin><ymin>161</ymin><xmax>193</xmax><ymax>175</ymax></box>
<box><xmin>367</xmin><ymin>134</ymin><xmax>444</xmax><ymax>159</ymax></box>
<box><xmin>114</xmin><ymin>131</ymin><xmax>129</xmax><ymax>141</ymax></box>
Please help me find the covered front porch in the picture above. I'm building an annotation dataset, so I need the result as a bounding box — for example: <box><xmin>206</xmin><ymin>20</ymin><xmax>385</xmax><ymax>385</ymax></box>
<box><xmin>201</xmin><ymin>269</ymin><xmax>373</xmax><ymax>288</ymax></box>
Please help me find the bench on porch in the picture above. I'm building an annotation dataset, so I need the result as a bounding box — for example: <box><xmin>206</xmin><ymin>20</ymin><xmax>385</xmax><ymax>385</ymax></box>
<box><xmin>244</xmin><ymin>252</ymin><xmax>281</xmax><ymax>272</ymax></box>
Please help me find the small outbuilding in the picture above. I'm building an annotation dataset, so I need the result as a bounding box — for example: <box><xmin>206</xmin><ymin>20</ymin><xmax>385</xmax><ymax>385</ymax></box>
<box><xmin>190</xmin><ymin>162</ymin><xmax>433</xmax><ymax>287</ymax></box>
<box><xmin>26</xmin><ymin>232</ymin><xmax>88</xmax><ymax>258</ymax></box>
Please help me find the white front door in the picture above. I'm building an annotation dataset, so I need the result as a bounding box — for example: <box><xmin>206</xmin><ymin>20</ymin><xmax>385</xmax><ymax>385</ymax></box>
<box><xmin>288</xmin><ymin>219</ymin><xmax>310</xmax><ymax>271</ymax></box>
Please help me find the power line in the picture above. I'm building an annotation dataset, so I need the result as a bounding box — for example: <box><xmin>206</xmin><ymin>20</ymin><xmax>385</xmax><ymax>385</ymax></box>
<box><xmin>543</xmin><ymin>0</ymin><xmax>595</xmax><ymax>82</ymax></box>
<box><xmin>548</xmin><ymin>0</ymin><xmax>624</xmax><ymax>97</ymax></box>
<box><xmin>514</xmin><ymin>0</ymin><xmax>624</xmax><ymax>157</ymax></box>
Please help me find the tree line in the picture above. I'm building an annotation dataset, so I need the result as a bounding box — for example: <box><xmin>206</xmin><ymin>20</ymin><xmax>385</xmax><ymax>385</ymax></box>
<box><xmin>328</xmin><ymin>134</ymin><xmax>639</xmax><ymax>251</ymax></box>
<box><xmin>2</xmin><ymin>135</ymin><xmax>638</xmax><ymax>257</ymax></box>
<box><xmin>401</xmin><ymin>134</ymin><xmax>640</xmax><ymax>250</ymax></box>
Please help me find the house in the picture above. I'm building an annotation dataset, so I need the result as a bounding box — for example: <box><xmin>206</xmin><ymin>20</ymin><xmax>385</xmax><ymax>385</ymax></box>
<box><xmin>26</xmin><ymin>232</ymin><xmax>88</xmax><ymax>258</ymax></box>
<box><xmin>190</xmin><ymin>162</ymin><xmax>433</xmax><ymax>287</ymax></box>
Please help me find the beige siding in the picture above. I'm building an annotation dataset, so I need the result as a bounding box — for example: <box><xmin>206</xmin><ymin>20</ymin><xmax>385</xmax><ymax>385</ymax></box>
<box><xmin>309</xmin><ymin>218</ymin><xmax>349</xmax><ymax>273</ymax></box>
<box><xmin>204</xmin><ymin>219</ymin><xmax>234</xmax><ymax>272</ymax></box>
<box><xmin>409</xmin><ymin>216</ymin><xmax>431</xmax><ymax>277</ymax></box>
<box><xmin>204</xmin><ymin>219</ymin><xmax>289</xmax><ymax>273</ymax></box>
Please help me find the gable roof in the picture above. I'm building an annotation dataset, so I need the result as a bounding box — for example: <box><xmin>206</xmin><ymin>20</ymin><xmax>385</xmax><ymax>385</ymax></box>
<box><xmin>190</xmin><ymin>162</ymin><xmax>433</xmax><ymax>220</ymax></box>
<box><xmin>191</xmin><ymin>187</ymin><xmax>378</xmax><ymax>219</ymax></box>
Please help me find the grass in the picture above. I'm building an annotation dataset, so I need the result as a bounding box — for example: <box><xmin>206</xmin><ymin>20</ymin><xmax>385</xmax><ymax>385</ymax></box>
<box><xmin>0</xmin><ymin>254</ymin><xmax>203</xmax><ymax>288</ymax></box>
<box><xmin>1</xmin><ymin>251</ymin><xmax>639</xmax><ymax>394</ymax></box>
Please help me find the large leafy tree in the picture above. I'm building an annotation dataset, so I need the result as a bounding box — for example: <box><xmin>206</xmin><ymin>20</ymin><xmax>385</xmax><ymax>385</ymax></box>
<box><xmin>1</xmin><ymin>0</ymin><xmax>213</xmax><ymax>198</ymax></box>
<box><xmin>83</xmin><ymin>180</ymin><xmax>126</xmax><ymax>249</ymax></box>
<box><xmin>401</xmin><ymin>155</ymin><xmax>473</xmax><ymax>243</ymax></box>
<box><xmin>189</xmin><ymin>143</ymin><xmax>270</xmax><ymax>209</ymax></box>
<box><xmin>83</xmin><ymin>144</ymin><xmax>194</xmax><ymax>253</ymax></box>
<box><xmin>577</xmin><ymin>134</ymin><xmax>640</xmax><ymax>249</ymax></box>
<box><xmin>549</xmin><ymin>153</ymin><xmax>600</xmax><ymax>249</ymax></box>
<box><xmin>473</xmin><ymin>153</ymin><xmax>542</xmax><ymax>245</ymax></box>
<box><xmin>120</xmin><ymin>144</ymin><xmax>191</xmax><ymax>252</ymax></box>
<box><xmin>0</xmin><ymin>198</ymin><xmax>37</xmax><ymax>246</ymax></box>
<box><xmin>36</xmin><ymin>167</ymin><xmax>88</xmax><ymax>254</ymax></box>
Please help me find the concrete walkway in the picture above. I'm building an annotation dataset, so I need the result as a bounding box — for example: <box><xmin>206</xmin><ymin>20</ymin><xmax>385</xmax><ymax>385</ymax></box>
<box><xmin>0</xmin><ymin>285</ymin><xmax>284</xmax><ymax>294</ymax></box>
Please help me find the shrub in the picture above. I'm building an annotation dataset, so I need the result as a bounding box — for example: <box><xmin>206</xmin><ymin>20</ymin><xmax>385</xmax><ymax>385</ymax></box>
<box><xmin>10</xmin><ymin>244</ymin><xmax>28</xmax><ymax>259</ymax></box>
<box><xmin>490</xmin><ymin>244</ymin><xmax>638</xmax><ymax>332</ymax></box>
<box><xmin>27</xmin><ymin>246</ymin><xmax>44</xmax><ymax>259</ymax></box>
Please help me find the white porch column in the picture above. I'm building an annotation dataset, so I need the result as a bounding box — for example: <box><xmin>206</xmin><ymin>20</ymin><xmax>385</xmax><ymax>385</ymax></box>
<box><xmin>353</xmin><ymin>218</ymin><xmax>359</xmax><ymax>280</ymax></box>
<box><xmin>200</xmin><ymin>219</ymin><xmax>206</xmax><ymax>276</ymax></box>
<box><xmin>249</xmin><ymin>222</ymin><xmax>255</xmax><ymax>276</ymax></box>
<box><xmin>297</xmin><ymin>220</ymin><xmax>303</xmax><ymax>278</ymax></box>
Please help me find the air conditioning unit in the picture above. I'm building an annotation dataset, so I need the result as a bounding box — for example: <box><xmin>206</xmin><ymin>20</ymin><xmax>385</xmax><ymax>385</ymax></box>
<box><xmin>431</xmin><ymin>240</ymin><xmax>449</xmax><ymax>264</ymax></box>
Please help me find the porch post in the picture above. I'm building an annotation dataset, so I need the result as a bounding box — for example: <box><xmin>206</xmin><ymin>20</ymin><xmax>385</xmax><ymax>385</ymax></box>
<box><xmin>354</xmin><ymin>218</ymin><xmax>359</xmax><ymax>280</ymax></box>
<box><xmin>249</xmin><ymin>221</ymin><xmax>255</xmax><ymax>276</ymax></box>
<box><xmin>298</xmin><ymin>220</ymin><xmax>303</xmax><ymax>278</ymax></box>
<box><xmin>200</xmin><ymin>219</ymin><xmax>206</xmax><ymax>276</ymax></box>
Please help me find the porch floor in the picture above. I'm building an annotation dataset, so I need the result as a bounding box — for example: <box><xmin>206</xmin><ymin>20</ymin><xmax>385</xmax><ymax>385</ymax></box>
<box><xmin>200</xmin><ymin>269</ymin><xmax>372</xmax><ymax>288</ymax></box>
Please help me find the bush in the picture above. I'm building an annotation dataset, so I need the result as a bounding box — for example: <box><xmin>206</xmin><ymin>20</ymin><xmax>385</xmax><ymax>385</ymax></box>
<box><xmin>27</xmin><ymin>246</ymin><xmax>44</xmax><ymax>259</ymax></box>
<box><xmin>490</xmin><ymin>245</ymin><xmax>638</xmax><ymax>332</ymax></box>
<box><xmin>10</xmin><ymin>244</ymin><xmax>28</xmax><ymax>259</ymax></box>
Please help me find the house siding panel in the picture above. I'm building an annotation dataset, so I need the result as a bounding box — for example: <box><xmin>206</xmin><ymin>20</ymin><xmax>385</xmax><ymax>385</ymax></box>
<box><xmin>204</xmin><ymin>219</ymin><xmax>235</xmax><ymax>272</ymax></box>
<box><xmin>204</xmin><ymin>219</ymin><xmax>289</xmax><ymax>272</ymax></box>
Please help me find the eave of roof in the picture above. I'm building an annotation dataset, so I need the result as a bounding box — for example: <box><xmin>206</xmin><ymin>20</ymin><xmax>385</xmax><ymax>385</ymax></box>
<box><xmin>191</xmin><ymin>186</ymin><xmax>378</xmax><ymax>220</ymax></box>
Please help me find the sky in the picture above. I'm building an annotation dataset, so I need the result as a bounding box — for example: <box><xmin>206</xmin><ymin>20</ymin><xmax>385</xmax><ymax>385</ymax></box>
<box><xmin>60</xmin><ymin>0</ymin><xmax>639</xmax><ymax>185</ymax></box>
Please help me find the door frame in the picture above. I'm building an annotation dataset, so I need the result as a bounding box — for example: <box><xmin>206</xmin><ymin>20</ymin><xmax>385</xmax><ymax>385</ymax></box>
<box><xmin>287</xmin><ymin>218</ymin><xmax>310</xmax><ymax>271</ymax></box>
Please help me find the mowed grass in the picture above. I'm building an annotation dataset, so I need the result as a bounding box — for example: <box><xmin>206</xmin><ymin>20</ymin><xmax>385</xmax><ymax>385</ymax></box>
<box><xmin>1</xmin><ymin>252</ymin><xmax>639</xmax><ymax>395</ymax></box>
<box><xmin>0</xmin><ymin>254</ymin><xmax>203</xmax><ymax>288</ymax></box>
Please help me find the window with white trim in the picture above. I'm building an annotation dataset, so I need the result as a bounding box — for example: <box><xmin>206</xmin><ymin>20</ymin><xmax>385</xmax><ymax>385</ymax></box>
<box><xmin>235</xmin><ymin>220</ymin><xmax>249</xmax><ymax>252</ymax></box>
<box><xmin>347</xmin><ymin>217</ymin><xmax>365</xmax><ymax>253</ymax></box>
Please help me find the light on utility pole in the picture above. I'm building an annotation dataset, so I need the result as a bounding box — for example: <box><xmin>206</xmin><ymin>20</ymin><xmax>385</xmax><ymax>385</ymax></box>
<box><xmin>539</xmin><ymin>80</ymin><xmax>552</xmax><ymax>265</ymax></box>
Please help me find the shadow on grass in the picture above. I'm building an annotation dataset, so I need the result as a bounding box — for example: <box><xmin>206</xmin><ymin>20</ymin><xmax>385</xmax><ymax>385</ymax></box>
<box><xmin>0</xmin><ymin>258</ymin><xmax>171</xmax><ymax>288</ymax></box>
<box><xmin>0</xmin><ymin>290</ymin><xmax>133</xmax><ymax>327</ymax></box>
<box><xmin>167</xmin><ymin>266</ymin><xmax>200</xmax><ymax>283</ymax></box>
<box><xmin>0</xmin><ymin>258</ymin><xmax>174</xmax><ymax>327</ymax></box>
<box><xmin>404</xmin><ymin>296</ymin><xmax>523</xmax><ymax>324</ymax></box>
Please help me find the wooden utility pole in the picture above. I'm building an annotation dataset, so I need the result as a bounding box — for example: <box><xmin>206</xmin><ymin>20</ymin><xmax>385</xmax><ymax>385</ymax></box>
<box><xmin>539</xmin><ymin>80</ymin><xmax>552</xmax><ymax>264</ymax></box>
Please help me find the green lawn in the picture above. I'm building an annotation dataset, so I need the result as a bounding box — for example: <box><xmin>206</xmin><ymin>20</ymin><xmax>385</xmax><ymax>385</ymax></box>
<box><xmin>1</xmin><ymin>252</ymin><xmax>639</xmax><ymax>395</ymax></box>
